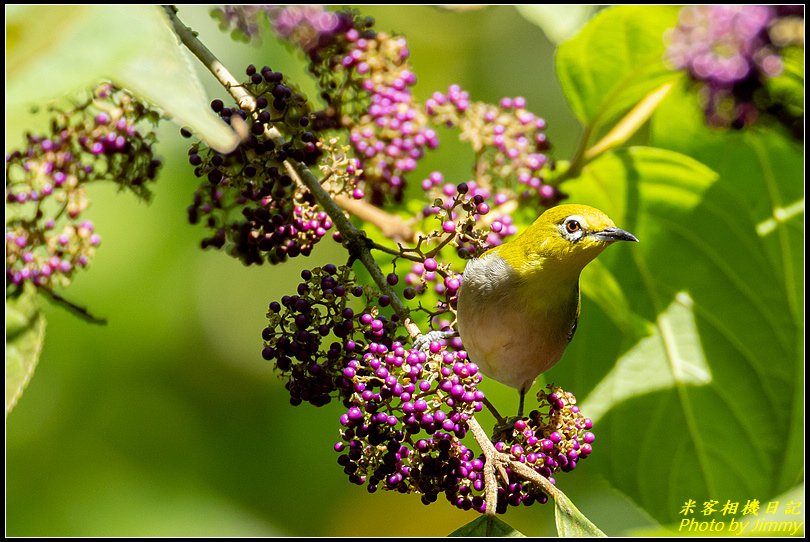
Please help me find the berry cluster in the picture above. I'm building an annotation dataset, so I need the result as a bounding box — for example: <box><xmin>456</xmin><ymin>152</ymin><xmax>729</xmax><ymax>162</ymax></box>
<box><xmin>262</xmin><ymin>264</ymin><xmax>406</xmax><ymax>406</ymax></box>
<box><xmin>210</xmin><ymin>6</ymin><xmax>268</xmax><ymax>42</ymax></box>
<box><xmin>341</xmin><ymin>31</ymin><xmax>439</xmax><ymax>204</ymax></box>
<box><xmin>5</xmin><ymin>84</ymin><xmax>160</xmax><ymax>288</ymax></box>
<box><xmin>211</xmin><ymin>5</ymin><xmax>358</xmax><ymax>56</ymax></box>
<box><xmin>185</xmin><ymin>65</ymin><xmax>331</xmax><ymax>265</ymax></box>
<box><xmin>421</xmin><ymin>177</ymin><xmax>520</xmax><ymax>259</ymax></box>
<box><xmin>667</xmin><ymin>5</ymin><xmax>804</xmax><ymax>130</ymax></box>
<box><xmin>266</xmin><ymin>5</ymin><xmax>355</xmax><ymax>59</ymax></box>
<box><xmin>335</xmin><ymin>339</ymin><xmax>486</xmax><ymax>501</ymax></box>
<box><xmin>403</xmin><ymin>261</ymin><xmax>463</xmax><ymax>324</ymax></box>
<box><xmin>317</xmin><ymin>138</ymin><xmax>366</xmax><ymax>201</ymax></box>
<box><xmin>427</xmin><ymin>85</ymin><xmax>560</xmax><ymax>205</ymax></box>
<box><xmin>493</xmin><ymin>386</ymin><xmax>594</xmax><ymax>497</ymax></box>
<box><xmin>336</xmin><ymin>380</ymin><xmax>594</xmax><ymax>513</ymax></box>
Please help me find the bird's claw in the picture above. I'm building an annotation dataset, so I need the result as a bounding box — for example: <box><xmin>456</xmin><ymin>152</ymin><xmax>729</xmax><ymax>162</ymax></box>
<box><xmin>413</xmin><ymin>329</ymin><xmax>458</xmax><ymax>352</ymax></box>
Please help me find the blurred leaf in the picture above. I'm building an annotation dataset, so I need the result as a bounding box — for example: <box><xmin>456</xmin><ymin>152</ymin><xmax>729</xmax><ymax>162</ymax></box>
<box><xmin>516</xmin><ymin>5</ymin><xmax>597</xmax><ymax>44</ymax></box>
<box><xmin>552</xmin><ymin>486</ymin><xmax>608</xmax><ymax>537</ymax></box>
<box><xmin>650</xmin><ymin>84</ymin><xmax>804</xmax><ymax>492</ymax></box>
<box><xmin>449</xmin><ymin>515</ymin><xmax>526</xmax><ymax>537</ymax></box>
<box><xmin>552</xmin><ymin>145</ymin><xmax>801</xmax><ymax>524</ymax></box>
<box><xmin>5</xmin><ymin>287</ymin><xmax>46</xmax><ymax>414</ymax></box>
<box><xmin>5</xmin><ymin>5</ymin><xmax>238</xmax><ymax>152</ymax></box>
<box><xmin>556</xmin><ymin>6</ymin><xmax>680</xmax><ymax>139</ymax></box>
<box><xmin>766</xmin><ymin>46</ymin><xmax>804</xmax><ymax>116</ymax></box>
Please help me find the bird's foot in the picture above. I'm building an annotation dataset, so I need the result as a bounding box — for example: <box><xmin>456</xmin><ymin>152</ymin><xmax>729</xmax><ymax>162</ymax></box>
<box><xmin>413</xmin><ymin>329</ymin><xmax>458</xmax><ymax>351</ymax></box>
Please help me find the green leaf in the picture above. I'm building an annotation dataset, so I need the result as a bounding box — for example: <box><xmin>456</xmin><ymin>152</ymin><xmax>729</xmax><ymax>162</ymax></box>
<box><xmin>556</xmin><ymin>6</ymin><xmax>680</xmax><ymax>138</ymax></box>
<box><xmin>6</xmin><ymin>287</ymin><xmax>46</xmax><ymax>415</ymax></box>
<box><xmin>515</xmin><ymin>5</ymin><xmax>598</xmax><ymax>45</ymax></box>
<box><xmin>552</xmin><ymin>486</ymin><xmax>608</xmax><ymax>537</ymax></box>
<box><xmin>549</xmin><ymin>145</ymin><xmax>801</xmax><ymax>524</ymax></box>
<box><xmin>449</xmin><ymin>515</ymin><xmax>526</xmax><ymax>537</ymax></box>
<box><xmin>650</xmin><ymin>84</ymin><xmax>804</xmax><ymax>493</ymax></box>
<box><xmin>5</xmin><ymin>5</ymin><xmax>238</xmax><ymax>153</ymax></box>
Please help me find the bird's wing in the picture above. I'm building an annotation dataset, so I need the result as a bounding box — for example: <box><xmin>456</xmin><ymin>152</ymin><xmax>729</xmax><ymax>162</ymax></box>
<box><xmin>567</xmin><ymin>284</ymin><xmax>580</xmax><ymax>343</ymax></box>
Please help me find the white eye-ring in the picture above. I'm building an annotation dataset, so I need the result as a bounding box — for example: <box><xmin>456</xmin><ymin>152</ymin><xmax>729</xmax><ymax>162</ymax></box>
<box><xmin>561</xmin><ymin>215</ymin><xmax>587</xmax><ymax>241</ymax></box>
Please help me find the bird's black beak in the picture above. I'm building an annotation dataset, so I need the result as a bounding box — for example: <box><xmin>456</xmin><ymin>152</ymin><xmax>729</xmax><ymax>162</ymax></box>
<box><xmin>592</xmin><ymin>227</ymin><xmax>639</xmax><ymax>243</ymax></box>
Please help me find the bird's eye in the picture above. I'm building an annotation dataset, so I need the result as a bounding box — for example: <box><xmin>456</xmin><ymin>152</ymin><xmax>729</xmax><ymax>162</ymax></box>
<box><xmin>565</xmin><ymin>219</ymin><xmax>581</xmax><ymax>234</ymax></box>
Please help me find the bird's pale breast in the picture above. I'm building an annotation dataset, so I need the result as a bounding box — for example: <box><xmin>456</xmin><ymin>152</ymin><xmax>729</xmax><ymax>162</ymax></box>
<box><xmin>456</xmin><ymin>252</ymin><xmax>577</xmax><ymax>393</ymax></box>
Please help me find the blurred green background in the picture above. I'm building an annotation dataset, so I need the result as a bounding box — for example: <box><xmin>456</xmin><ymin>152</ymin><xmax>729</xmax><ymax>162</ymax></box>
<box><xmin>5</xmin><ymin>6</ymin><xmax>666</xmax><ymax>536</ymax></box>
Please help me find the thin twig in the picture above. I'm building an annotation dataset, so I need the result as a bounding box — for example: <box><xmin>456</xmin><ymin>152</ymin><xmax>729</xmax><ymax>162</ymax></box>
<box><xmin>368</xmin><ymin>240</ymin><xmax>425</xmax><ymax>264</ymax></box>
<box><xmin>334</xmin><ymin>194</ymin><xmax>415</xmax><ymax>242</ymax></box>
<box><xmin>482</xmin><ymin>397</ymin><xmax>505</xmax><ymax>423</ymax></box>
<box><xmin>40</xmin><ymin>288</ymin><xmax>107</xmax><ymax>325</ymax></box>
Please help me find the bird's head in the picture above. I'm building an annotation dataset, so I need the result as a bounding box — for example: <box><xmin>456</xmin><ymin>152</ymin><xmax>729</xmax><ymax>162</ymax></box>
<box><xmin>498</xmin><ymin>204</ymin><xmax>638</xmax><ymax>275</ymax></box>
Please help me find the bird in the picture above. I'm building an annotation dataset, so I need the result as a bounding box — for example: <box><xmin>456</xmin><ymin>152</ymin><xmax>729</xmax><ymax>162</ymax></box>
<box><xmin>455</xmin><ymin>204</ymin><xmax>638</xmax><ymax>418</ymax></box>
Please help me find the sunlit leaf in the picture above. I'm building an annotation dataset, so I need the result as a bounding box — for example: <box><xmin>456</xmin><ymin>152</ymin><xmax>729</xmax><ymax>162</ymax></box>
<box><xmin>556</xmin><ymin>6</ymin><xmax>680</xmax><ymax>139</ymax></box>
<box><xmin>5</xmin><ymin>5</ymin><xmax>238</xmax><ymax>153</ymax></box>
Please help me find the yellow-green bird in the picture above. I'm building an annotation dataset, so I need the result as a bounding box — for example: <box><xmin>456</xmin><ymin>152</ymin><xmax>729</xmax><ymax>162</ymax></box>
<box><xmin>456</xmin><ymin>204</ymin><xmax>638</xmax><ymax>417</ymax></box>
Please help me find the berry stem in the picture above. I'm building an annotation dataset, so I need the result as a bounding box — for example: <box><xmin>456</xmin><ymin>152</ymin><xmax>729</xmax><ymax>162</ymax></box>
<box><xmin>424</xmin><ymin>232</ymin><xmax>457</xmax><ymax>259</ymax></box>
<box><xmin>367</xmin><ymin>240</ymin><xmax>425</xmax><ymax>264</ymax></box>
<box><xmin>332</xmin><ymin>194</ymin><xmax>415</xmax><ymax>242</ymax></box>
<box><xmin>40</xmin><ymin>287</ymin><xmax>108</xmax><ymax>325</ymax></box>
